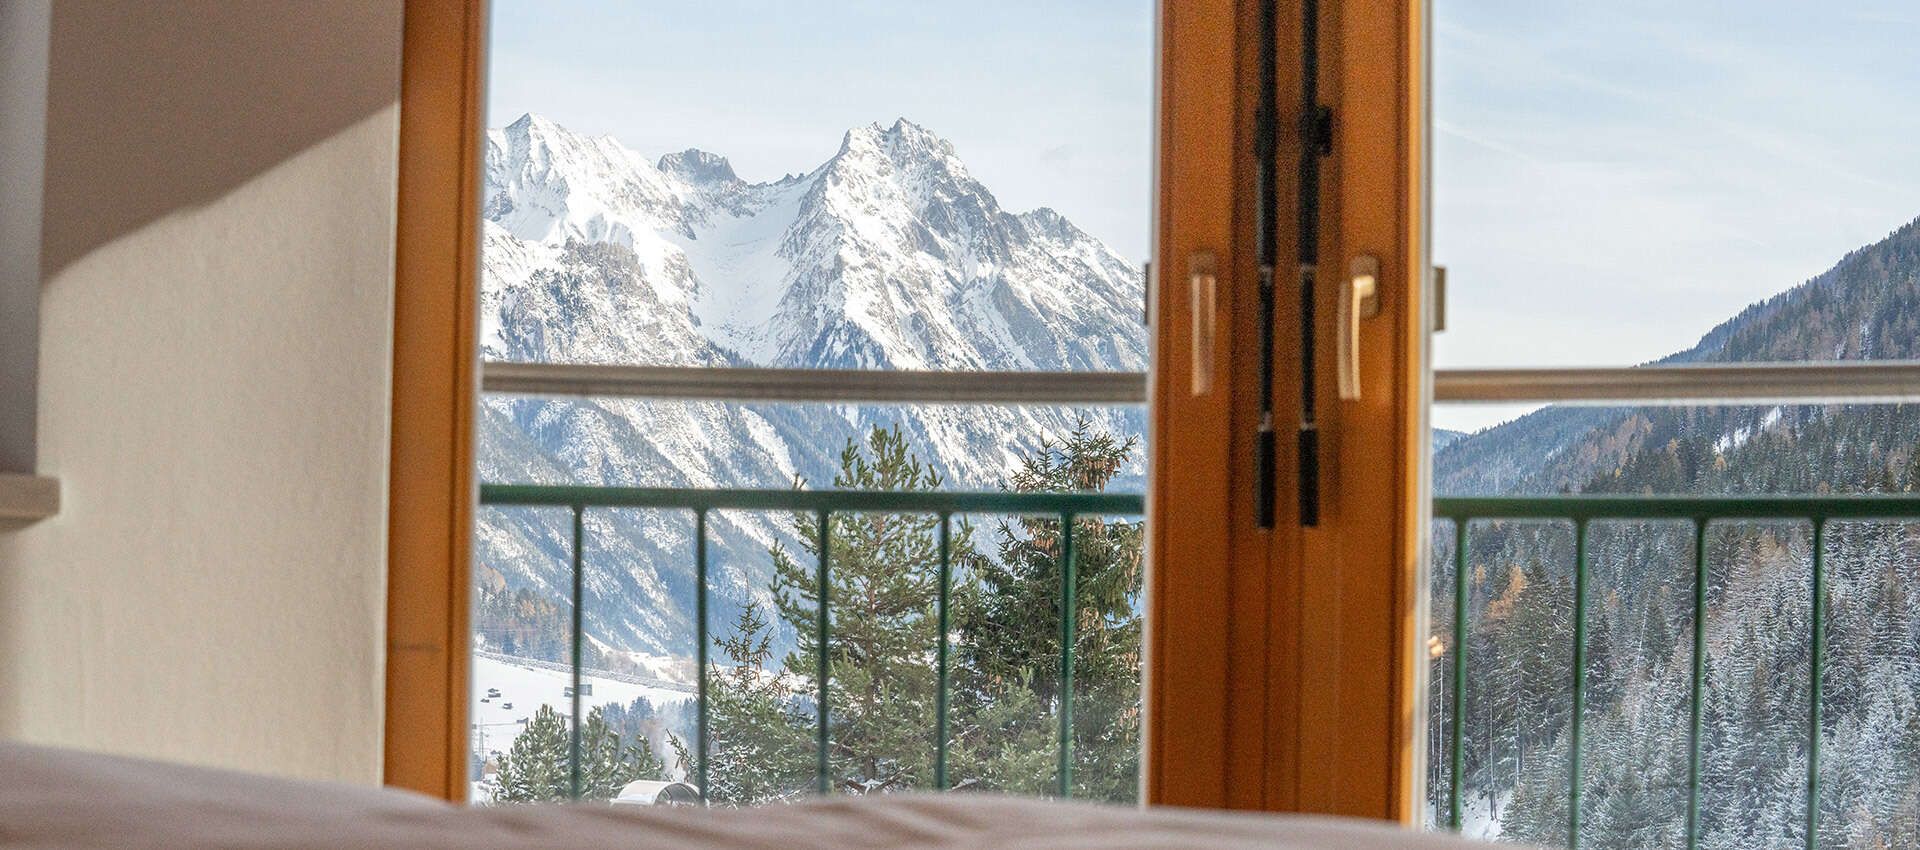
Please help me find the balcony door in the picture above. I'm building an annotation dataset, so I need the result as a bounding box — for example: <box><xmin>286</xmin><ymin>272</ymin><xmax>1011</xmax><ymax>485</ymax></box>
<box><xmin>387</xmin><ymin>0</ymin><xmax>1440</xmax><ymax>820</ymax></box>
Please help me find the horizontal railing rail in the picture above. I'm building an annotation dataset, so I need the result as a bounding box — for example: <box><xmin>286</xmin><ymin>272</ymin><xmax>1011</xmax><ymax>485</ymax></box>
<box><xmin>1430</xmin><ymin>494</ymin><xmax>1920</xmax><ymax>850</ymax></box>
<box><xmin>478</xmin><ymin>483</ymin><xmax>1146</xmax><ymax>803</ymax></box>
<box><xmin>1433</xmin><ymin>493</ymin><xmax>1920</xmax><ymax>522</ymax></box>
<box><xmin>1434</xmin><ymin>361</ymin><xmax>1920</xmax><ymax>405</ymax></box>
<box><xmin>480</xmin><ymin>484</ymin><xmax>1146</xmax><ymax>515</ymax></box>
<box><xmin>483</xmin><ymin>362</ymin><xmax>1150</xmax><ymax>405</ymax></box>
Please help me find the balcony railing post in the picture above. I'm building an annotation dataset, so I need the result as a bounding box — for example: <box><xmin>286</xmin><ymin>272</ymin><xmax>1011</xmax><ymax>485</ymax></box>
<box><xmin>1686</xmin><ymin>518</ymin><xmax>1707</xmax><ymax>850</ymax></box>
<box><xmin>934</xmin><ymin>513</ymin><xmax>952</xmax><ymax>791</ymax></box>
<box><xmin>1569</xmin><ymin>518</ymin><xmax>1589</xmax><ymax>850</ymax></box>
<box><xmin>815</xmin><ymin>510</ymin><xmax>832</xmax><ymax>796</ymax></box>
<box><xmin>1808</xmin><ymin>518</ymin><xmax>1826</xmax><ymax>850</ymax></box>
<box><xmin>1449</xmin><ymin>518</ymin><xmax>1469</xmax><ymax>831</ymax></box>
<box><xmin>695</xmin><ymin>508</ymin><xmax>711</xmax><ymax>803</ymax></box>
<box><xmin>1057</xmin><ymin>510</ymin><xmax>1077</xmax><ymax>799</ymax></box>
<box><xmin>569</xmin><ymin>504</ymin><xmax>585</xmax><ymax>801</ymax></box>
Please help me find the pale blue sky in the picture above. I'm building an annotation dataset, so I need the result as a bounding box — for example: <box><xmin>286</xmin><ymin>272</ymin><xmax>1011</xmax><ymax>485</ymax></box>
<box><xmin>487</xmin><ymin>0</ymin><xmax>1153</xmax><ymax>261</ymax></box>
<box><xmin>1433</xmin><ymin>0</ymin><xmax>1920</xmax><ymax>429</ymax></box>
<box><xmin>487</xmin><ymin>2</ymin><xmax>1920</xmax><ymax>434</ymax></box>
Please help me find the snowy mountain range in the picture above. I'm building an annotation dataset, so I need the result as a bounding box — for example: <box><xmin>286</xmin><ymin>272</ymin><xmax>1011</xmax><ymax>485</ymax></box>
<box><xmin>474</xmin><ymin>114</ymin><xmax>1146</xmax><ymax>659</ymax></box>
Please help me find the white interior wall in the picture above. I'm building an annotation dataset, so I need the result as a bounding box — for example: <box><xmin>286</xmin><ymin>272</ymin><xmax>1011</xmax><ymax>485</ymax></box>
<box><xmin>0</xmin><ymin>0</ymin><xmax>405</xmax><ymax>784</ymax></box>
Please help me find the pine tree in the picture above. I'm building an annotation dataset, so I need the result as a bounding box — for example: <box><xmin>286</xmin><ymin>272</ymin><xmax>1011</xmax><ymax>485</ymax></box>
<box><xmin>769</xmin><ymin>425</ymin><xmax>985</xmax><ymax>794</ymax></box>
<box><xmin>580</xmin><ymin>705</ymin><xmax>668</xmax><ymax>800</ymax></box>
<box><xmin>491</xmin><ymin>702</ymin><xmax>670</xmax><ymax>804</ymax></box>
<box><xmin>679</xmin><ymin>601</ymin><xmax>813</xmax><ymax>805</ymax></box>
<box><xmin>1585</xmin><ymin>609</ymin><xmax>1621</xmax><ymax>714</ymax></box>
<box><xmin>686</xmin><ymin>421</ymin><xmax>1144</xmax><ymax>804</ymax></box>
<box><xmin>956</xmin><ymin>417</ymin><xmax>1143</xmax><ymax>800</ymax></box>
<box><xmin>492</xmin><ymin>704</ymin><xmax>569</xmax><ymax>803</ymax></box>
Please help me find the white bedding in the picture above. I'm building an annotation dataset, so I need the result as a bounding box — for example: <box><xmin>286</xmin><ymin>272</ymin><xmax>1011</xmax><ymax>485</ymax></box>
<box><xmin>0</xmin><ymin>742</ymin><xmax>1496</xmax><ymax>849</ymax></box>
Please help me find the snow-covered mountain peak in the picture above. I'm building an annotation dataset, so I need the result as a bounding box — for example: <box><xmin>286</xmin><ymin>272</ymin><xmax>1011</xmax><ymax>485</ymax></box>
<box><xmin>485</xmin><ymin>112</ymin><xmax>688</xmax><ymax>251</ymax></box>
<box><xmin>848</xmin><ymin>118</ymin><xmax>961</xmax><ymax>162</ymax></box>
<box><xmin>821</xmin><ymin>118</ymin><xmax>981</xmax><ymax>215</ymax></box>
<box><xmin>656</xmin><ymin>148</ymin><xmax>740</xmax><ymax>185</ymax></box>
<box><xmin>1017</xmin><ymin>206</ymin><xmax>1090</xmax><ymax>244</ymax></box>
<box><xmin>482</xmin><ymin>114</ymin><xmax>1144</xmax><ymax>375</ymax></box>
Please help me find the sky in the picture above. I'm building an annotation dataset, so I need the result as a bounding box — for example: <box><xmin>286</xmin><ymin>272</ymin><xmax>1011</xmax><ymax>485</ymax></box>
<box><xmin>486</xmin><ymin>0</ymin><xmax>1154</xmax><ymax>262</ymax></box>
<box><xmin>1431</xmin><ymin>0</ymin><xmax>1920</xmax><ymax>430</ymax></box>
<box><xmin>487</xmin><ymin>1</ymin><xmax>1920</xmax><ymax>435</ymax></box>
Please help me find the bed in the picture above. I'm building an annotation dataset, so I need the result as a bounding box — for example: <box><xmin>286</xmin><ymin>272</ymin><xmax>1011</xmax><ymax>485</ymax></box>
<box><xmin>0</xmin><ymin>742</ymin><xmax>1500</xmax><ymax>848</ymax></box>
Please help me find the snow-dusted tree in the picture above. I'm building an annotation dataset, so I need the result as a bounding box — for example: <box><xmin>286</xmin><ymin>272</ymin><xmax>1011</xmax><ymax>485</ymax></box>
<box><xmin>770</xmin><ymin>425</ymin><xmax>985</xmax><ymax>795</ymax></box>
<box><xmin>492</xmin><ymin>705</ymin><xmax>568</xmax><ymax>803</ymax></box>
<box><xmin>493</xmin><ymin>703</ymin><xmax>669</xmax><ymax>804</ymax></box>
<box><xmin>677</xmin><ymin>601</ymin><xmax>813</xmax><ymax>805</ymax></box>
<box><xmin>956</xmin><ymin>418</ymin><xmax>1143</xmax><ymax>800</ymax></box>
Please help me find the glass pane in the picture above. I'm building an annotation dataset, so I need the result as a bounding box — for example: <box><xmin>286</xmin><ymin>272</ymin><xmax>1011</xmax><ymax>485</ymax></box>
<box><xmin>474</xmin><ymin>0</ymin><xmax>1151</xmax><ymax>807</ymax></box>
<box><xmin>701</xmin><ymin>508</ymin><xmax>818</xmax><ymax>806</ymax></box>
<box><xmin>479</xmin><ymin>397</ymin><xmax>1143</xmax><ymax>491</ymax></box>
<box><xmin>1698</xmin><ymin>521</ymin><xmax>1812</xmax><ymax>850</ymax></box>
<box><xmin>1456</xmin><ymin>520</ymin><xmax>1576</xmax><ymax>843</ymax></box>
<box><xmin>1427</xmin><ymin>520</ymin><xmax>1460</xmax><ymax>827</ymax></box>
<box><xmin>1436</xmin><ymin>403</ymin><xmax>1920</xmax><ymax>498</ymax></box>
<box><xmin>1574</xmin><ymin>521</ymin><xmax>1694</xmax><ymax>849</ymax></box>
<box><xmin>1433</xmin><ymin>2</ymin><xmax>1920</xmax><ymax>382</ymax></box>
<box><xmin>1814</xmin><ymin>521</ymin><xmax>1920</xmax><ymax>847</ymax></box>
<box><xmin>482</xmin><ymin>1</ymin><xmax>1150</xmax><ymax>375</ymax></box>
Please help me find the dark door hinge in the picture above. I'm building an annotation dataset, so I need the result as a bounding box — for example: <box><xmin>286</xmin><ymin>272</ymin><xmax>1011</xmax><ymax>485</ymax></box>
<box><xmin>1306</xmin><ymin>105</ymin><xmax>1334</xmax><ymax>158</ymax></box>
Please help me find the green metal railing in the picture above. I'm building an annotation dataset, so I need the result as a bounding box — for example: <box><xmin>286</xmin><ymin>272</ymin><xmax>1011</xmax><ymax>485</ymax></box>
<box><xmin>1431</xmin><ymin>494</ymin><xmax>1920</xmax><ymax>850</ymax></box>
<box><xmin>478</xmin><ymin>483</ymin><xmax>1144</xmax><ymax>803</ymax></box>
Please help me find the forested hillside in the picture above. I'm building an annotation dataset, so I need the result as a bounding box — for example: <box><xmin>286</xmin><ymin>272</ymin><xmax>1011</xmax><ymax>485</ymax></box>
<box><xmin>1430</xmin><ymin>217</ymin><xmax>1920</xmax><ymax>847</ymax></box>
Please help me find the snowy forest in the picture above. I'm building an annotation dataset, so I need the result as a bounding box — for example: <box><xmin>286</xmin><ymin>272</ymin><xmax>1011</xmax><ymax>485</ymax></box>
<box><xmin>1427</xmin><ymin>219</ymin><xmax>1920</xmax><ymax>847</ymax></box>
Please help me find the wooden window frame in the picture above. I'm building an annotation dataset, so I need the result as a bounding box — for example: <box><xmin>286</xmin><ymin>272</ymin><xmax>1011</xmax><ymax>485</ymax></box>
<box><xmin>384</xmin><ymin>0</ymin><xmax>1431</xmax><ymax>816</ymax></box>
<box><xmin>386</xmin><ymin>0</ymin><xmax>486</xmax><ymax>801</ymax></box>
<box><xmin>1146</xmin><ymin>0</ymin><xmax>1428</xmax><ymax>821</ymax></box>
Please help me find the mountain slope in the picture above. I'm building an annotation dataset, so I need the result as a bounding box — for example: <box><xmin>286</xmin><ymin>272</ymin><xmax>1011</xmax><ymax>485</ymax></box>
<box><xmin>1436</xmin><ymin>217</ymin><xmax>1920</xmax><ymax>496</ymax></box>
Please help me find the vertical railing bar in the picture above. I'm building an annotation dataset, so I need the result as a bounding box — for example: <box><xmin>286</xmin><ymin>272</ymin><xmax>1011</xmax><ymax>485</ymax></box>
<box><xmin>1807</xmin><ymin>517</ymin><xmax>1826</xmax><ymax>850</ymax></box>
<box><xmin>1057</xmin><ymin>510</ymin><xmax>1077</xmax><ymax>799</ymax></box>
<box><xmin>694</xmin><ymin>508</ymin><xmax>710</xmax><ymax>804</ymax></box>
<box><xmin>569</xmin><ymin>504</ymin><xmax>585</xmax><ymax>802</ymax></box>
<box><xmin>1449</xmin><ymin>518</ymin><xmax>1469</xmax><ymax>831</ymax></box>
<box><xmin>1686</xmin><ymin>517</ymin><xmax>1708</xmax><ymax>850</ymax></box>
<box><xmin>816</xmin><ymin>509</ymin><xmax>832</xmax><ymax>796</ymax></box>
<box><xmin>1569</xmin><ymin>518</ymin><xmax>1589</xmax><ymax>850</ymax></box>
<box><xmin>935</xmin><ymin>512</ymin><xmax>953</xmax><ymax>791</ymax></box>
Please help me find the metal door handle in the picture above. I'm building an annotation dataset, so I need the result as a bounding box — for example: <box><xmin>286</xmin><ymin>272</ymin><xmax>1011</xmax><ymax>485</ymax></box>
<box><xmin>1338</xmin><ymin>255</ymin><xmax>1379</xmax><ymax>400</ymax></box>
<box><xmin>1190</xmin><ymin>252</ymin><xmax>1217</xmax><ymax>396</ymax></box>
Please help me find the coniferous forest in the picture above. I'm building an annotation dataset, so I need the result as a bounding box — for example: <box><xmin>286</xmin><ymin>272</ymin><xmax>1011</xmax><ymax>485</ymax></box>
<box><xmin>1428</xmin><ymin>219</ymin><xmax>1920</xmax><ymax>847</ymax></box>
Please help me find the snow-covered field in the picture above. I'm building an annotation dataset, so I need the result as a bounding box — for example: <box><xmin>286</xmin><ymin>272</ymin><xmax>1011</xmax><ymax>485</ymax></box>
<box><xmin>469</xmin><ymin>654</ymin><xmax>693</xmax><ymax>760</ymax></box>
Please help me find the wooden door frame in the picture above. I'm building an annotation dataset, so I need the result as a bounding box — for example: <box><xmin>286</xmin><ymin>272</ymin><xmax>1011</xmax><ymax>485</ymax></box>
<box><xmin>1145</xmin><ymin>0</ymin><xmax>1428</xmax><ymax>820</ymax></box>
<box><xmin>381</xmin><ymin>0</ymin><xmax>1430</xmax><ymax>814</ymax></box>
<box><xmin>385</xmin><ymin>0</ymin><xmax>486</xmax><ymax>801</ymax></box>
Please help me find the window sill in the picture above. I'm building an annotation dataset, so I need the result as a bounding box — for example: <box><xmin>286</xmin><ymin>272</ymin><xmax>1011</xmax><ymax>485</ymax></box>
<box><xmin>0</xmin><ymin>474</ymin><xmax>59</xmax><ymax>530</ymax></box>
